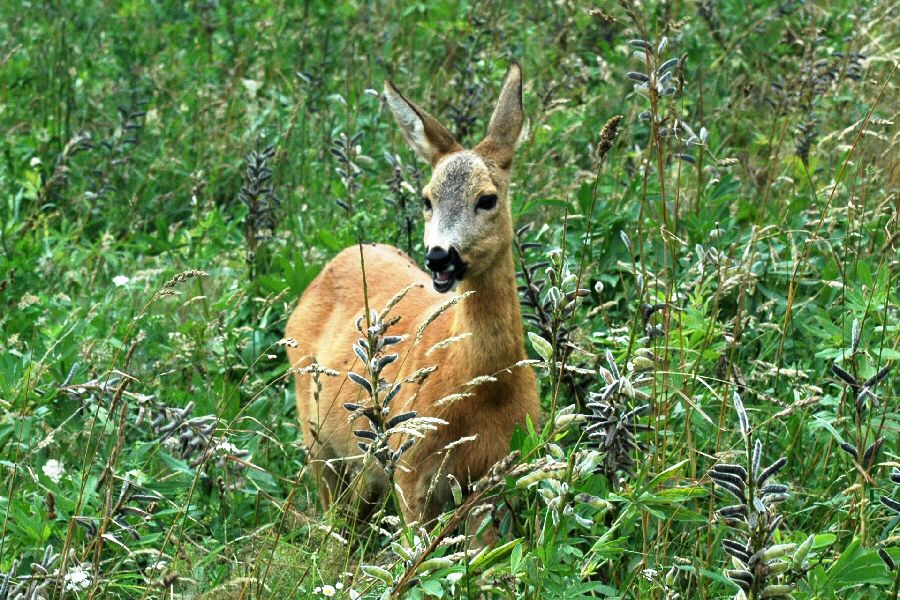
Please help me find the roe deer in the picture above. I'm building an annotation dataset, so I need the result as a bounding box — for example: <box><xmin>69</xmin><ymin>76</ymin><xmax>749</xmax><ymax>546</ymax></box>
<box><xmin>285</xmin><ymin>64</ymin><xmax>539</xmax><ymax>525</ymax></box>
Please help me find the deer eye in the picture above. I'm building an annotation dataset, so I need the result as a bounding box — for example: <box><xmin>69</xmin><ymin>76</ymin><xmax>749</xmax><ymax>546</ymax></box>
<box><xmin>476</xmin><ymin>194</ymin><xmax>498</xmax><ymax>211</ymax></box>
<box><xmin>421</xmin><ymin>196</ymin><xmax>432</xmax><ymax>211</ymax></box>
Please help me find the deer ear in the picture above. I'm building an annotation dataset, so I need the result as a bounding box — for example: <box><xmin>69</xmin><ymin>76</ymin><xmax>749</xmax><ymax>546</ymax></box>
<box><xmin>384</xmin><ymin>80</ymin><xmax>461</xmax><ymax>165</ymax></box>
<box><xmin>476</xmin><ymin>63</ymin><xmax>525</xmax><ymax>170</ymax></box>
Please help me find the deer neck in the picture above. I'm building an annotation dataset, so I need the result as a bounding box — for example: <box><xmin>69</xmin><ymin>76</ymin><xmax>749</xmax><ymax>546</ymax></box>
<box><xmin>450</xmin><ymin>246</ymin><xmax>526</xmax><ymax>375</ymax></box>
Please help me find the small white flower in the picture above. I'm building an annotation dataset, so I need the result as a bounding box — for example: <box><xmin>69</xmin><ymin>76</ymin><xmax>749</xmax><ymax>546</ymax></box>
<box><xmin>64</xmin><ymin>565</ymin><xmax>92</xmax><ymax>591</ymax></box>
<box><xmin>335</xmin><ymin>582</ymin><xmax>344</xmax><ymax>590</ymax></box>
<box><xmin>42</xmin><ymin>459</ymin><xmax>64</xmax><ymax>483</ymax></box>
<box><xmin>112</xmin><ymin>275</ymin><xmax>130</xmax><ymax>287</ymax></box>
<box><xmin>447</xmin><ymin>572</ymin><xmax>464</xmax><ymax>595</ymax></box>
<box><xmin>321</xmin><ymin>584</ymin><xmax>336</xmax><ymax>597</ymax></box>
<box><xmin>30</xmin><ymin>156</ymin><xmax>42</xmax><ymax>167</ymax></box>
<box><xmin>349</xmin><ymin>591</ymin><xmax>361</xmax><ymax>600</ymax></box>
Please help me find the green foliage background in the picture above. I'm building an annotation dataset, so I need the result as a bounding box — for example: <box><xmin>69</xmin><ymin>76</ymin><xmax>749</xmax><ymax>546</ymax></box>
<box><xmin>0</xmin><ymin>1</ymin><xmax>897</xmax><ymax>598</ymax></box>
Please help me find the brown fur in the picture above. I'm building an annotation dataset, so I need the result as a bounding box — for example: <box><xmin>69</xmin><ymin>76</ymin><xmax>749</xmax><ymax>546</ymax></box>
<box><xmin>285</xmin><ymin>64</ymin><xmax>539</xmax><ymax>525</ymax></box>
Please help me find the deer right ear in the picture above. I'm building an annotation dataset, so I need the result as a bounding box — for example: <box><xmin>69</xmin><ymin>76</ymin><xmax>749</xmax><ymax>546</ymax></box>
<box><xmin>384</xmin><ymin>80</ymin><xmax>461</xmax><ymax>166</ymax></box>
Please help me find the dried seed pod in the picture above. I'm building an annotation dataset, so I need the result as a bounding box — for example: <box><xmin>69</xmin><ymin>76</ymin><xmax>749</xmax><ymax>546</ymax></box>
<box><xmin>863</xmin><ymin>437</ymin><xmax>884</xmax><ymax>467</ymax></box>
<box><xmin>722</xmin><ymin>539</ymin><xmax>751</xmax><ymax>563</ymax></box>
<box><xmin>864</xmin><ymin>364</ymin><xmax>891</xmax><ymax>388</ymax></box>
<box><xmin>756</xmin><ymin>457</ymin><xmax>787</xmax><ymax>488</ymax></box>
<box><xmin>880</xmin><ymin>495</ymin><xmax>900</xmax><ymax>513</ymax></box>
<box><xmin>725</xmin><ymin>569</ymin><xmax>753</xmax><ymax>591</ymax></box>
<box><xmin>711</xmin><ymin>463</ymin><xmax>748</xmax><ymax>480</ymax></box>
<box><xmin>831</xmin><ymin>363</ymin><xmax>858</xmax><ymax>388</ymax></box>
<box><xmin>839</xmin><ymin>442</ymin><xmax>859</xmax><ymax>461</ymax></box>
<box><xmin>752</xmin><ymin>439</ymin><xmax>763</xmax><ymax>480</ymax></box>
<box><xmin>709</xmin><ymin>470</ymin><xmax>747</xmax><ymax>491</ymax></box>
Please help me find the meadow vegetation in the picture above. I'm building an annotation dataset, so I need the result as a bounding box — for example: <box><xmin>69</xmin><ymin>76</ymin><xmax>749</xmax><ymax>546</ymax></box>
<box><xmin>0</xmin><ymin>1</ymin><xmax>898</xmax><ymax>598</ymax></box>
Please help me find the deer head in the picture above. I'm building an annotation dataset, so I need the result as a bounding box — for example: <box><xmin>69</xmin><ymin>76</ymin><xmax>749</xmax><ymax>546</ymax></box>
<box><xmin>384</xmin><ymin>64</ymin><xmax>526</xmax><ymax>293</ymax></box>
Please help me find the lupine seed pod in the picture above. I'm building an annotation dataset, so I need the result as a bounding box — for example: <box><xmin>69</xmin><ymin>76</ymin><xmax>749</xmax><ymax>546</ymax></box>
<box><xmin>761</xmin><ymin>484</ymin><xmax>788</xmax><ymax>496</ymax></box>
<box><xmin>515</xmin><ymin>468</ymin><xmax>565</xmax><ymax>488</ymax></box>
<box><xmin>353</xmin><ymin>344</ymin><xmax>368</xmax><ymax>364</ymax></box>
<box><xmin>839</xmin><ymin>442</ymin><xmax>859</xmax><ymax>460</ymax></box>
<box><xmin>850</xmin><ymin>319</ymin><xmax>860</xmax><ymax>353</ymax></box>
<box><xmin>890</xmin><ymin>468</ymin><xmax>900</xmax><ymax>484</ymax></box>
<box><xmin>880</xmin><ymin>495</ymin><xmax>900</xmax><ymax>513</ymax></box>
<box><xmin>658</xmin><ymin>58</ymin><xmax>679</xmax><ymax>74</ymax></box>
<box><xmin>878</xmin><ymin>547</ymin><xmax>895</xmax><ymax>570</ymax></box>
<box><xmin>715</xmin><ymin>480</ymin><xmax>747</xmax><ymax>503</ymax></box>
<box><xmin>757</xmin><ymin>458</ymin><xmax>787</xmax><ymax>487</ymax></box>
<box><xmin>710</xmin><ymin>470</ymin><xmax>747</xmax><ymax>490</ymax></box>
<box><xmin>347</xmin><ymin>372</ymin><xmax>372</xmax><ymax>394</ymax></box>
<box><xmin>732</xmin><ymin>392</ymin><xmax>750</xmax><ymax>439</ymax></box>
<box><xmin>628</xmin><ymin>39</ymin><xmax>651</xmax><ymax>50</ymax></box>
<box><xmin>711</xmin><ymin>463</ymin><xmax>749</xmax><ymax>480</ymax></box>
<box><xmin>793</xmin><ymin>534</ymin><xmax>815</xmax><ymax>567</ymax></box>
<box><xmin>387</xmin><ymin>411</ymin><xmax>417</xmax><ymax>429</ymax></box>
<box><xmin>864</xmin><ymin>364</ymin><xmax>890</xmax><ymax>388</ymax></box>
<box><xmin>752</xmin><ymin>439</ymin><xmax>763</xmax><ymax>480</ymax></box>
<box><xmin>753</xmin><ymin>497</ymin><xmax>767</xmax><ymax>514</ymax></box>
<box><xmin>376</xmin><ymin>354</ymin><xmax>399</xmax><ymax>372</ymax></box>
<box><xmin>725</xmin><ymin>569</ymin><xmax>753</xmax><ymax>591</ymax></box>
<box><xmin>766</xmin><ymin>560</ymin><xmax>790</xmax><ymax>575</ymax></box>
<box><xmin>722</xmin><ymin>539</ymin><xmax>751</xmax><ymax>563</ymax></box>
<box><xmin>831</xmin><ymin>363</ymin><xmax>858</xmax><ymax>388</ymax></box>
<box><xmin>361</xmin><ymin>565</ymin><xmax>394</xmax><ymax>586</ymax></box>
<box><xmin>447</xmin><ymin>474</ymin><xmax>462</xmax><ymax>506</ymax></box>
<box><xmin>416</xmin><ymin>557</ymin><xmax>454</xmax><ymax>573</ymax></box>
<box><xmin>760</xmin><ymin>584</ymin><xmax>793</xmax><ymax>597</ymax></box>
<box><xmin>554</xmin><ymin>413</ymin><xmax>586</xmax><ymax>429</ymax></box>
<box><xmin>717</xmin><ymin>504</ymin><xmax>749</xmax><ymax>519</ymax></box>
<box><xmin>632</xmin><ymin>356</ymin><xmax>656</xmax><ymax>370</ymax></box>
<box><xmin>384</xmin><ymin>383</ymin><xmax>402</xmax><ymax>406</ymax></box>
<box><xmin>863</xmin><ymin>437</ymin><xmax>884</xmax><ymax>467</ymax></box>
<box><xmin>391</xmin><ymin>542</ymin><xmax>413</xmax><ymax>562</ymax></box>
<box><xmin>575</xmin><ymin>493</ymin><xmax>612</xmax><ymax>512</ymax></box>
<box><xmin>762</xmin><ymin>544</ymin><xmax>796</xmax><ymax>561</ymax></box>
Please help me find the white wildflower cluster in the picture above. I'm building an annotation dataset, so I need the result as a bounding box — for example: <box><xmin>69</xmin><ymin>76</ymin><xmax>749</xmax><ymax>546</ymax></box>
<box><xmin>313</xmin><ymin>581</ymin><xmax>344</xmax><ymax>597</ymax></box>
<box><xmin>42</xmin><ymin>459</ymin><xmax>64</xmax><ymax>484</ymax></box>
<box><xmin>642</xmin><ymin>565</ymin><xmax>682</xmax><ymax>599</ymax></box>
<box><xmin>64</xmin><ymin>564</ymin><xmax>92</xmax><ymax>592</ymax></box>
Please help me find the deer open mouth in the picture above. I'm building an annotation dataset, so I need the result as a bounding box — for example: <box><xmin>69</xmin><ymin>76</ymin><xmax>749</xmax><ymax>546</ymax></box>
<box><xmin>430</xmin><ymin>261</ymin><xmax>467</xmax><ymax>293</ymax></box>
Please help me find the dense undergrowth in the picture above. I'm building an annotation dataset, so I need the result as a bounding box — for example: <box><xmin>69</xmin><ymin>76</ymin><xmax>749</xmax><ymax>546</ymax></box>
<box><xmin>1</xmin><ymin>1</ymin><xmax>898</xmax><ymax>598</ymax></box>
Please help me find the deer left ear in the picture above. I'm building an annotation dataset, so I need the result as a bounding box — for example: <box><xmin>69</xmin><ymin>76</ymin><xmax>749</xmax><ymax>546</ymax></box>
<box><xmin>384</xmin><ymin>80</ymin><xmax>461</xmax><ymax>166</ymax></box>
<box><xmin>476</xmin><ymin>63</ymin><xmax>525</xmax><ymax>170</ymax></box>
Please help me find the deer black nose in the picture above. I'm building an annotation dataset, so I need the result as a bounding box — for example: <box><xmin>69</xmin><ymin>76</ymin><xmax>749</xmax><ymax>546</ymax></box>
<box><xmin>425</xmin><ymin>247</ymin><xmax>452</xmax><ymax>272</ymax></box>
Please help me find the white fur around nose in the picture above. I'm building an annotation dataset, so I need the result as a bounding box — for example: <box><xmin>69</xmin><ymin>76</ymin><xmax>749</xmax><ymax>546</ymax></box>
<box><xmin>424</xmin><ymin>213</ymin><xmax>460</xmax><ymax>254</ymax></box>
